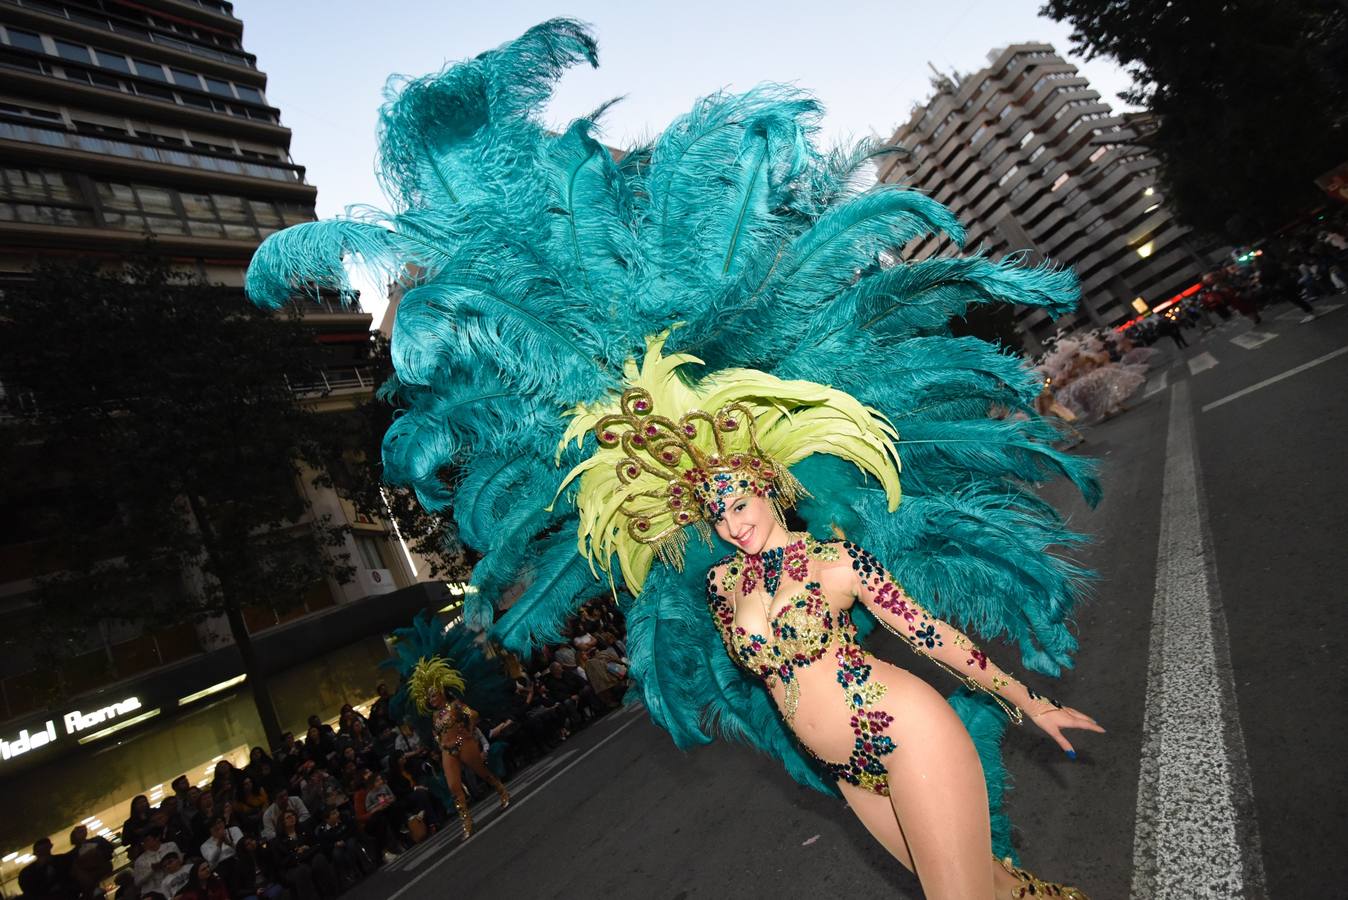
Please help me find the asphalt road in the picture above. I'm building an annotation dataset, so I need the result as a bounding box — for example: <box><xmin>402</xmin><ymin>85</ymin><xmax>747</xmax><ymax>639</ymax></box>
<box><xmin>350</xmin><ymin>296</ymin><xmax>1347</xmax><ymax>900</ymax></box>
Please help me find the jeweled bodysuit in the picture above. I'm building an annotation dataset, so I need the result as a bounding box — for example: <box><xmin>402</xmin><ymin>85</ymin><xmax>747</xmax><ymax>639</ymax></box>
<box><xmin>706</xmin><ymin>535</ymin><xmax>1030</xmax><ymax>796</ymax></box>
<box><xmin>432</xmin><ymin>702</ymin><xmax>473</xmax><ymax>756</ymax></box>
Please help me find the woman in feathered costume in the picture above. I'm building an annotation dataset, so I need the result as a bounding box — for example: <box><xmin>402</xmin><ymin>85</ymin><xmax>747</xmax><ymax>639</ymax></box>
<box><xmin>405</xmin><ymin>655</ymin><xmax>510</xmax><ymax>836</ymax></box>
<box><xmin>246</xmin><ymin>20</ymin><xmax>1105</xmax><ymax>898</ymax></box>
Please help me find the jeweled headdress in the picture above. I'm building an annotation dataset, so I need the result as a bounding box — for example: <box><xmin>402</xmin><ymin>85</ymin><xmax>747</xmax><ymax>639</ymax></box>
<box><xmin>559</xmin><ymin>333</ymin><xmax>903</xmax><ymax>592</ymax></box>
<box><xmin>406</xmin><ymin>656</ymin><xmax>466</xmax><ymax>715</ymax></box>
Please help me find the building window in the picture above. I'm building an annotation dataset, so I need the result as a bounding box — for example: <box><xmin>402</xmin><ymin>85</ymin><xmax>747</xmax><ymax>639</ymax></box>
<box><xmin>95</xmin><ymin>49</ymin><xmax>132</xmax><ymax>74</ymax></box>
<box><xmin>970</xmin><ymin>125</ymin><xmax>986</xmax><ymax>145</ymax></box>
<box><xmin>997</xmin><ymin>165</ymin><xmax>1019</xmax><ymax>187</ymax></box>
<box><xmin>1051</xmin><ymin>172</ymin><xmax>1071</xmax><ymax>191</ymax></box>
<box><xmin>355</xmin><ymin>535</ymin><xmax>389</xmax><ymax>570</ymax></box>
<box><xmin>204</xmin><ymin>76</ymin><xmax>234</xmax><ymax>97</ymax></box>
<box><xmin>53</xmin><ymin>39</ymin><xmax>91</xmax><ymax>64</ymax></box>
<box><xmin>4</xmin><ymin>28</ymin><xmax>46</xmax><ymax>53</ymax></box>
<box><xmin>235</xmin><ymin>85</ymin><xmax>265</xmax><ymax>105</ymax></box>
<box><xmin>171</xmin><ymin>68</ymin><xmax>202</xmax><ymax>89</ymax></box>
<box><xmin>134</xmin><ymin>59</ymin><xmax>168</xmax><ymax>81</ymax></box>
<box><xmin>1029</xmin><ymin>145</ymin><xmax>1046</xmax><ymax>162</ymax></box>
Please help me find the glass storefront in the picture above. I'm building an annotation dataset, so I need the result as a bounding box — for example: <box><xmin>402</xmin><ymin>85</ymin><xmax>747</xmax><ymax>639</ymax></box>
<box><xmin>0</xmin><ymin>636</ymin><xmax>391</xmax><ymax>897</ymax></box>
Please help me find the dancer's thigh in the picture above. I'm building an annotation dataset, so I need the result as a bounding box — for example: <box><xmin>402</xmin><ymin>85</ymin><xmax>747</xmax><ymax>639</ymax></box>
<box><xmin>876</xmin><ymin>664</ymin><xmax>995</xmax><ymax>900</ymax></box>
<box><xmin>837</xmin><ymin>781</ymin><xmax>915</xmax><ymax>872</ymax></box>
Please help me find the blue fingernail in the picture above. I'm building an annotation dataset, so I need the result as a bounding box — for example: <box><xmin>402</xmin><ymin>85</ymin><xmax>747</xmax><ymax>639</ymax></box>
<box><xmin>1065</xmin><ymin>750</ymin><xmax>1077</xmax><ymax>760</ymax></box>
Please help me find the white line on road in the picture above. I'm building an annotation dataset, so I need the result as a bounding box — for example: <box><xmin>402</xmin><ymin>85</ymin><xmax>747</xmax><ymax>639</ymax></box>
<box><xmin>1186</xmin><ymin>352</ymin><xmax>1218</xmax><ymax>376</ymax></box>
<box><xmin>1229</xmin><ymin>331</ymin><xmax>1278</xmax><ymax>350</ymax></box>
<box><xmin>386</xmin><ymin>752</ymin><xmax>575</xmax><ymax>871</ymax></box>
<box><xmin>1201</xmin><ymin>344</ymin><xmax>1348</xmax><ymax>413</ymax></box>
<box><xmin>383</xmin><ymin>709</ymin><xmax>644</xmax><ymax>900</ymax></box>
<box><xmin>1130</xmin><ymin>381</ymin><xmax>1262</xmax><ymax>899</ymax></box>
<box><xmin>1142</xmin><ymin>370</ymin><xmax>1169</xmax><ymax>399</ymax></box>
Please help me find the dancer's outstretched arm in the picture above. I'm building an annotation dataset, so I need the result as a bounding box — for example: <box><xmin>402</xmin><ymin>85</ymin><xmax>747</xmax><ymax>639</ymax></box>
<box><xmin>840</xmin><ymin>541</ymin><xmax>1104</xmax><ymax>754</ymax></box>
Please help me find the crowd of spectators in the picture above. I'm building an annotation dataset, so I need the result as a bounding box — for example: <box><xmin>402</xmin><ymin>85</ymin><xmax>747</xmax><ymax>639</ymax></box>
<box><xmin>17</xmin><ymin>596</ymin><xmax>630</xmax><ymax>900</ymax></box>
<box><xmin>1125</xmin><ymin>209</ymin><xmax>1348</xmax><ymax>347</ymax></box>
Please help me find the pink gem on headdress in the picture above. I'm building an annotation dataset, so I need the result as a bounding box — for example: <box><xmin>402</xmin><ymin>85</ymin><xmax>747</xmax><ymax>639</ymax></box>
<box><xmin>625</xmin><ymin>465</ymin><xmax>639</xmax><ymax>478</ymax></box>
<box><xmin>636</xmin><ymin>520</ymin><xmax>650</xmax><ymax>531</ymax></box>
<box><xmin>670</xmin><ymin>485</ymin><xmax>684</xmax><ymax>496</ymax></box>
<box><xmin>645</xmin><ymin>424</ymin><xmax>659</xmax><ymax>437</ymax></box>
<box><xmin>632</xmin><ymin>435</ymin><xmax>646</xmax><ymax>447</ymax></box>
<box><xmin>634</xmin><ymin>399</ymin><xmax>650</xmax><ymax>413</ymax></box>
<box><xmin>684</xmin><ymin>424</ymin><xmax>696</xmax><ymax>436</ymax></box>
<box><xmin>600</xmin><ymin>431</ymin><xmax>617</xmax><ymax>444</ymax></box>
<box><xmin>670</xmin><ymin>498</ymin><xmax>681</xmax><ymax>508</ymax></box>
<box><xmin>749</xmin><ymin>458</ymin><xmax>761</xmax><ymax>468</ymax></box>
<box><xmin>729</xmin><ymin>455</ymin><xmax>743</xmax><ymax>467</ymax></box>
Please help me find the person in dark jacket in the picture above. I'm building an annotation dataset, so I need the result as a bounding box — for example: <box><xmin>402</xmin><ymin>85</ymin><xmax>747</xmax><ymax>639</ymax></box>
<box><xmin>270</xmin><ymin>810</ymin><xmax>338</xmax><ymax>900</ymax></box>
<box><xmin>314</xmin><ymin>806</ymin><xmax>374</xmax><ymax>884</ymax></box>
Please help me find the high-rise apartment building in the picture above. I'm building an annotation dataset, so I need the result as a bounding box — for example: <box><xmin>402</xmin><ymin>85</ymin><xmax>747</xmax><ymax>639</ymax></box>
<box><xmin>879</xmin><ymin>42</ymin><xmax>1223</xmax><ymax>351</ymax></box>
<box><xmin>0</xmin><ymin>2</ymin><xmax>447</xmax><ymax>883</ymax></box>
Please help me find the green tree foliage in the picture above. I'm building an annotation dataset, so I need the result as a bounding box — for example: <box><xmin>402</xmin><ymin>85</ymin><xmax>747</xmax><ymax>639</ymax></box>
<box><xmin>1041</xmin><ymin>0</ymin><xmax>1348</xmax><ymax>240</ymax></box>
<box><xmin>0</xmin><ymin>258</ymin><xmax>354</xmax><ymax>746</ymax></box>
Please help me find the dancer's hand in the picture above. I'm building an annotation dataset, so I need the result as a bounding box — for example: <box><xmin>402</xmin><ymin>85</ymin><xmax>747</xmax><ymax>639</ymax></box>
<box><xmin>1030</xmin><ymin>705</ymin><xmax>1105</xmax><ymax>758</ymax></box>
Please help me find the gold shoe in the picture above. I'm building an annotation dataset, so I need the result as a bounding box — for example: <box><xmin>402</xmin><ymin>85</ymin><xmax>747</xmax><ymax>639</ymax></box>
<box><xmin>487</xmin><ymin>773</ymin><xmax>511</xmax><ymax>809</ymax></box>
<box><xmin>455</xmin><ymin>795</ymin><xmax>474</xmax><ymax>837</ymax></box>
<box><xmin>999</xmin><ymin>856</ymin><xmax>1089</xmax><ymax>899</ymax></box>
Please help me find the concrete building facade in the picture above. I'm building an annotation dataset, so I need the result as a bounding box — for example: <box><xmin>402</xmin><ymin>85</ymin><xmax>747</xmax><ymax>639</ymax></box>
<box><xmin>0</xmin><ymin>1</ymin><xmax>441</xmax><ymax>885</ymax></box>
<box><xmin>879</xmin><ymin>42</ymin><xmax>1224</xmax><ymax>351</ymax></box>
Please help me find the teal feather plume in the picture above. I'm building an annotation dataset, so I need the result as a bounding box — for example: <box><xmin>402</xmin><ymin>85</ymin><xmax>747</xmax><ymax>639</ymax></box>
<box><xmin>244</xmin><ymin>19</ymin><xmax>1102</xmax><ymax>847</ymax></box>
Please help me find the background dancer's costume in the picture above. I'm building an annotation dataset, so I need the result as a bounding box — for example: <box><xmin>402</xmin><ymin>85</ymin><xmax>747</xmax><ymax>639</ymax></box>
<box><xmin>245</xmin><ymin>18</ymin><xmax>1098</xmax><ymax>870</ymax></box>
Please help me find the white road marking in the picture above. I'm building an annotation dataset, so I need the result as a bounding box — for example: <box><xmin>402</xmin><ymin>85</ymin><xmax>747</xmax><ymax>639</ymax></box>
<box><xmin>386</xmin><ymin>752</ymin><xmax>575</xmax><ymax>871</ymax></box>
<box><xmin>1131</xmin><ymin>381</ymin><xmax>1262</xmax><ymax>899</ymax></box>
<box><xmin>1201</xmin><ymin>345</ymin><xmax>1348</xmax><ymax>413</ymax></box>
<box><xmin>1186</xmin><ymin>352</ymin><xmax>1218</xmax><ymax>375</ymax></box>
<box><xmin>383</xmin><ymin>710</ymin><xmax>644</xmax><ymax>900</ymax></box>
<box><xmin>1142</xmin><ymin>370</ymin><xmax>1169</xmax><ymax>399</ymax></box>
<box><xmin>1229</xmin><ymin>331</ymin><xmax>1278</xmax><ymax>349</ymax></box>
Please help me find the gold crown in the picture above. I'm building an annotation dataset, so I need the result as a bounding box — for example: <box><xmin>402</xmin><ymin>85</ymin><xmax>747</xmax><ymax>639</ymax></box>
<box><xmin>592</xmin><ymin>388</ymin><xmax>806</xmax><ymax>564</ymax></box>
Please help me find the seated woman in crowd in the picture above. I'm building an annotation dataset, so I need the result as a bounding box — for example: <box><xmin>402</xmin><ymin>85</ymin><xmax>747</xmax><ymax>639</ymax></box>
<box><xmin>270</xmin><ymin>809</ymin><xmax>339</xmax><ymax>900</ymax></box>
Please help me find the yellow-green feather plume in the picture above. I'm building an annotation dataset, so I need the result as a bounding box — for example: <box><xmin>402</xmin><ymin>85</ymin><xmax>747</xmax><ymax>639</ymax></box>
<box><xmin>559</xmin><ymin>332</ymin><xmax>902</xmax><ymax>594</ymax></box>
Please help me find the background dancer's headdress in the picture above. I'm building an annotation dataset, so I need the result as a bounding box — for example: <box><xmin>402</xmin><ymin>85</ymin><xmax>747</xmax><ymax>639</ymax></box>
<box><xmin>244</xmin><ymin>19</ymin><xmax>1099</xmax><ymax>860</ymax></box>
<box><xmin>405</xmin><ymin>656</ymin><xmax>465</xmax><ymax>715</ymax></box>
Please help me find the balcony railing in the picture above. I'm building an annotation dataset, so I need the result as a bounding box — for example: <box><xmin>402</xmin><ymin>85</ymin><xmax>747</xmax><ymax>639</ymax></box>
<box><xmin>6</xmin><ymin>0</ymin><xmax>251</xmax><ymax>67</ymax></box>
<box><xmin>0</xmin><ymin>120</ymin><xmax>305</xmax><ymax>184</ymax></box>
<box><xmin>286</xmin><ymin>367</ymin><xmax>377</xmax><ymax>397</ymax></box>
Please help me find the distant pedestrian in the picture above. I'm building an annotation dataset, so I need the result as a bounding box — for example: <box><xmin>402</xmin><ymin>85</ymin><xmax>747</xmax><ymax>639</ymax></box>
<box><xmin>1158</xmin><ymin>314</ymin><xmax>1188</xmax><ymax>349</ymax></box>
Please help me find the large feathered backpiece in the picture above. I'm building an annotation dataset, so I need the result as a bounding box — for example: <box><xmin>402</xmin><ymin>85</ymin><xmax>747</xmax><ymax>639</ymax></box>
<box><xmin>246</xmin><ymin>20</ymin><xmax>1098</xmax><ymax>859</ymax></box>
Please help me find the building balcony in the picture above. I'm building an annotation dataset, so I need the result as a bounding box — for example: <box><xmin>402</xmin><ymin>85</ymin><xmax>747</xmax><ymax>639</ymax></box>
<box><xmin>3</xmin><ymin>0</ymin><xmax>254</xmax><ymax>74</ymax></box>
<box><xmin>0</xmin><ymin>119</ymin><xmax>306</xmax><ymax>187</ymax></box>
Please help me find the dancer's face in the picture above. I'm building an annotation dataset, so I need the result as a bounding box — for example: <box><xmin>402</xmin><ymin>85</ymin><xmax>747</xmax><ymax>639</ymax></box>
<box><xmin>428</xmin><ymin>691</ymin><xmax>445</xmax><ymax>710</ymax></box>
<box><xmin>712</xmin><ymin>492</ymin><xmax>777</xmax><ymax>555</ymax></box>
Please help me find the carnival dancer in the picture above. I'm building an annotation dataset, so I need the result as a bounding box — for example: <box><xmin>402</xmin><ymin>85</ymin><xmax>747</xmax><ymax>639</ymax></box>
<box><xmin>407</xmin><ymin>658</ymin><xmax>509</xmax><ymax>836</ymax></box>
<box><xmin>246</xmin><ymin>20</ymin><xmax>1106</xmax><ymax>897</ymax></box>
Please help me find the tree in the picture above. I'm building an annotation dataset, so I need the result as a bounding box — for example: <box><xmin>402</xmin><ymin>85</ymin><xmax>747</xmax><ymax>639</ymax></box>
<box><xmin>1041</xmin><ymin>0</ymin><xmax>1348</xmax><ymax>241</ymax></box>
<box><xmin>314</xmin><ymin>332</ymin><xmax>477</xmax><ymax>585</ymax></box>
<box><xmin>0</xmin><ymin>257</ymin><xmax>354</xmax><ymax>748</ymax></box>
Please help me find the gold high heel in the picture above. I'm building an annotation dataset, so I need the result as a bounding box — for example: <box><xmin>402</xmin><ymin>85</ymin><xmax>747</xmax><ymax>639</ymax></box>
<box><xmin>455</xmin><ymin>795</ymin><xmax>474</xmax><ymax>837</ymax></box>
<box><xmin>488</xmin><ymin>773</ymin><xmax>511</xmax><ymax>809</ymax></box>
<box><xmin>998</xmin><ymin>856</ymin><xmax>1089</xmax><ymax>899</ymax></box>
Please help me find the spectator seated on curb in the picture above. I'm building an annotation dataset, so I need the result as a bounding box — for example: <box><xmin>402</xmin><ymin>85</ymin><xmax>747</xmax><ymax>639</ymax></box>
<box><xmin>271</xmin><ymin>809</ymin><xmax>339</xmax><ymax>900</ymax></box>
<box><xmin>132</xmin><ymin>829</ymin><xmax>180</xmax><ymax>897</ymax></box>
<box><xmin>260</xmin><ymin>788</ymin><xmax>310</xmax><ymax>841</ymax></box>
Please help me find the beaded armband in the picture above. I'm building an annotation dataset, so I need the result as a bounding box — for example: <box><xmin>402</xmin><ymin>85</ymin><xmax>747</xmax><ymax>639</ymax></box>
<box><xmin>842</xmin><ymin>542</ymin><xmax>1026</xmax><ymax>726</ymax></box>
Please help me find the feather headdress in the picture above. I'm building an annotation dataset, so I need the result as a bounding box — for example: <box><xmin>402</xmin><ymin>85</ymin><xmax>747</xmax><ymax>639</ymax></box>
<box><xmin>245</xmin><ymin>20</ymin><xmax>1099</xmax><ymax>860</ymax></box>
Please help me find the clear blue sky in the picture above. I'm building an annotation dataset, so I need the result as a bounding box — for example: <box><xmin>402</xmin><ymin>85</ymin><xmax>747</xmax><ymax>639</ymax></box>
<box><xmin>232</xmin><ymin>0</ymin><xmax>1138</xmax><ymax>326</ymax></box>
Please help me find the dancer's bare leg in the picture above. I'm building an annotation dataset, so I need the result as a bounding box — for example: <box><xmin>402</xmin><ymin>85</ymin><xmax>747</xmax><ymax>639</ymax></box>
<box><xmin>842</xmin><ymin>785</ymin><xmax>1022</xmax><ymax>898</ymax></box>
<box><xmin>855</xmin><ymin>666</ymin><xmax>1020</xmax><ymax>899</ymax></box>
<box><xmin>459</xmin><ymin>740</ymin><xmax>509</xmax><ymax>806</ymax></box>
<box><xmin>441</xmin><ymin>751</ymin><xmax>467</xmax><ymax>806</ymax></box>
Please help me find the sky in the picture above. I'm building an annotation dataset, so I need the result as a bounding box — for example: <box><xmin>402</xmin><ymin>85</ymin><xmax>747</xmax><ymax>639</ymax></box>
<box><xmin>233</xmin><ymin>0</ymin><xmax>1140</xmax><ymax>328</ymax></box>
